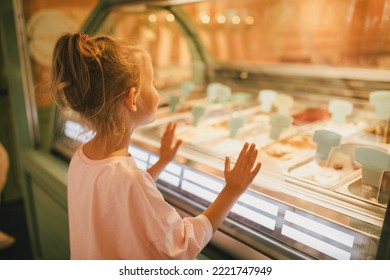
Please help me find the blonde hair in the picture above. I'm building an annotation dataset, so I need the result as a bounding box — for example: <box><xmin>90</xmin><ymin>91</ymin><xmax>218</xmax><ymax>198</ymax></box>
<box><xmin>51</xmin><ymin>32</ymin><xmax>148</xmax><ymax>150</ymax></box>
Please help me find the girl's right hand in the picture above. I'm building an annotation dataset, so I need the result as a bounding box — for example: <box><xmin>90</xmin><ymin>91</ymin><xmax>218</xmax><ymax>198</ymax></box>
<box><xmin>203</xmin><ymin>143</ymin><xmax>261</xmax><ymax>232</ymax></box>
<box><xmin>224</xmin><ymin>143</ymin><xmax>261</xmax><ymax>196</ymax></box>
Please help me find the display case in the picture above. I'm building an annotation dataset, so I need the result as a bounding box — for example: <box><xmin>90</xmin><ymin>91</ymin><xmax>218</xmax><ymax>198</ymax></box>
<box><xmin>46</xmin><ymin>0</ymin><xmax>390</xmax><ymax>260</ymax></box>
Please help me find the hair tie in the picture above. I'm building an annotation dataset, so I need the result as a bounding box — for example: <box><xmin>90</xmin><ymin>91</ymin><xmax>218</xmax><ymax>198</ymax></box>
<box><xmin>81</xmin><ymin>34</ymin><xmax>91</xmax><ymax>42</ymax></box>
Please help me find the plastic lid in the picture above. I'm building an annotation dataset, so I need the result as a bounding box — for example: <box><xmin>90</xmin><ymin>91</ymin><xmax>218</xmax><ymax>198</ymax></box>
<box><xmin>192</xmin><ymin>105</ymin><xmax>206</xmax><ymax>125</ymax></box>
<box><xmin>169</xmin><ymin>95</ymin><xmax>181</xmax><ymax>113</ymax></box>
<box><xmin>313</xmin><ymin>130</ymin><xmax>342</xmax><ymax>161</ymax></box>
<box><xmin>328</xmin><ymin>99</ymin><xmax>353</xmax><ymax>123</ymax></box>
<box><xmin>219</xmin><ymin>85</ymin><xmax>232</xmax><ymax>103</ymax></box>
<box><xmin>355</xmin><ymin>146</ymin><xmax>390</xmax><ymax>187</ymax></box>
<box><xmin>182</xmin><ymin>81</ymin><xmax>195</xmax><ymax>98</ymax></box>
<box><xmin>259</xmin><ymin>89</ymin><xmax>277</xmax><ymax>113</ymax></box>
<box><xmin>206</xmin><ymin>83</ymin><xmax>231</xmax><ymax>103</ymax></box>
<box><xmin>269</xmin><ymin>113</ymin><xmax>292</xmax><ymax>140</ymax></box>
<box><xmin>275</xmin><ymin>94</ymin><xmax>294</xmax><ymax>115</ymax></box>
<box><xmin>207</xmin><ymin>83</ymin><xmax>222</xmax><ymax>103</ymax></box>
<box><xmin>369</xmin><ymin>90</ymin><xmax>390</xmax><ymax>120</ymax></box>
<box><xmin>229</xmin><ymin>116</ymin><xmax>245</xmax><ymax>138</ymax></box>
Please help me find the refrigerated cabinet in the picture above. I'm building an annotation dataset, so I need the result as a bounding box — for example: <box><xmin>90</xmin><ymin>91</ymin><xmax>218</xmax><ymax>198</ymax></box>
<box><xmin>12</xmin><ymin>0</ymin><xmax>390</xmax><ymax>259</ymax></box>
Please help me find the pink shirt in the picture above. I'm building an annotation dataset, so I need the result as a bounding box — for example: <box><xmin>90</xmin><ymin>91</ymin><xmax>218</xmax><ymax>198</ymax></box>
<box><xmin>67</xmin><ymin>146</ymin><xmax>213</xmax><ymax>259</ymax></box>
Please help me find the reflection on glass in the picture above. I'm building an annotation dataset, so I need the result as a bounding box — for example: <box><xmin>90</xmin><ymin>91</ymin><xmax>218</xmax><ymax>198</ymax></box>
<box><xmin>180</xmin><ymin>0</ymin><xmax>390</xmax><ymax>69</ymax></box>
<box><xmin>98</xmin><ymin>8</ymin><xmax>192</xmax><ymax>90</ymax></box>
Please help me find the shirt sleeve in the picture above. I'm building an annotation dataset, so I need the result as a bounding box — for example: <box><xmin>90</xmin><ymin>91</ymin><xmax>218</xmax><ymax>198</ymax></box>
<box><xmin>130</xmin><ymin>171</ymin><xmax>213</xmax><ymax>259</ymax></box>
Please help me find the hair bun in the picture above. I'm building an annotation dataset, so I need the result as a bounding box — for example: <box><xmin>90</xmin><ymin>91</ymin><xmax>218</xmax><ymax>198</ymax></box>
<box><xmin>81</xmin><ymin>33</ymin><xmax>91</xmax><ymax>43</ymax></box>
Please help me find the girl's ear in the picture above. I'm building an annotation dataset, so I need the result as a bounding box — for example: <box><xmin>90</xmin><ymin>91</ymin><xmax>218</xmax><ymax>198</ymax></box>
<box><xmin>125</xmin><ymin>87</ymin><xmax>137</xmax><ymax>111</ymax></box>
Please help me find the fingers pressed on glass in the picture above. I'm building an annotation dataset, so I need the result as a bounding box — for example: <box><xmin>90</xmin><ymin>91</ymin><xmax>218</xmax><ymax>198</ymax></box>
<box><xmin>236</xmin><ymin>142</ymin><xmax>250</xmax><ymax>165</ymax></box>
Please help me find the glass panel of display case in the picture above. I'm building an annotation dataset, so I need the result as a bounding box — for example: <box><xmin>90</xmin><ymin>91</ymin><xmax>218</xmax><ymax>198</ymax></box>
<box><xmin>96</xmin><ymin>6</ymin><xmax>193</xmax><ymax>92</ymax></box>
<box><xmin>23</xmin><ymin>0</ymin><xmax>99</xmax><ymax>149</ymax></box>
<box><xmin>43</xmin><ymin>0</ymin><xmax>389</xmax><ymax>259</ymax></box>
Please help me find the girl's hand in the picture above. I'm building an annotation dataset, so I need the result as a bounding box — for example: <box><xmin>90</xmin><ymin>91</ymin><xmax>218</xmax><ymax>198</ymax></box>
<box><xmin>147</xmin><ymin>122</ymin><xmax>182</xmax><ymax>181</ymax></box>
<box><xmin>203</xmin><ymin>142</ymin><xmax>262</xmax><ymax>232</ymax></box>
<box><xmin>159</xmin><ymin>122</ymin><xmax>182</xmax><ymax>164</ymax></box>
<box><xmin>224</xmin><ymin>143</ymin><xmax>261</xmax><ymax>196</ymax></box>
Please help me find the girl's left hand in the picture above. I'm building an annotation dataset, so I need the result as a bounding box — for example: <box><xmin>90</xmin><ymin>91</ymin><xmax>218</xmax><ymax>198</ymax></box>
<box><xmin>160</xmin><ymin>122</ymin><xmax>182</xmax><ymax>163</ymax></box>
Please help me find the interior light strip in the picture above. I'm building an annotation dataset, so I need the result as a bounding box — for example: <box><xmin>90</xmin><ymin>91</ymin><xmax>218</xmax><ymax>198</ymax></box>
<box><xmin>64</xmin><ymin>120</ymin><xmax>94</xmax><ymax>143</ymax></box>
<box><xmin>282</xmin><ymin>225</ymin><xmax>351</xmax><ymax>260</ymax></box>
<box><xmin>182</xmin><ymin>180</ymin><xmax>217</xmax><ymax>202</ymax></box>
<box><xmin>183</xmin><ymin>169</ymin><xmax>224</xmax><ymax>192</ymax></box>
<box><xmin>182</xmin><ymin>180</ymin><xmax>277</xmax><ymax>230</ymax></box>
<box><xmin>159</xmin><ymin>171</ymin><xmax>180</xmax><ymax>187</ymax></box>
<box><xmin>284</xmin><ymin>210</ymin><xmax>354</xmax><ymax>247</ymax></box>
<box><xmin>238</xmin><ymin>193</ymin><xmax>279</xmax><ymax>216</ymax></box>
<box><xmin>231</xmin><ymin>203</ymin><xmax>276</xmax><ymax>230</ymax></box>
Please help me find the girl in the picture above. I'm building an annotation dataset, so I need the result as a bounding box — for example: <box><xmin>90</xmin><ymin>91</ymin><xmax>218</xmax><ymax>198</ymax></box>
<box><xmin>51</xmin><ymin>33</ymin><xmax>261</xmax><ymax>259</ymax></box>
